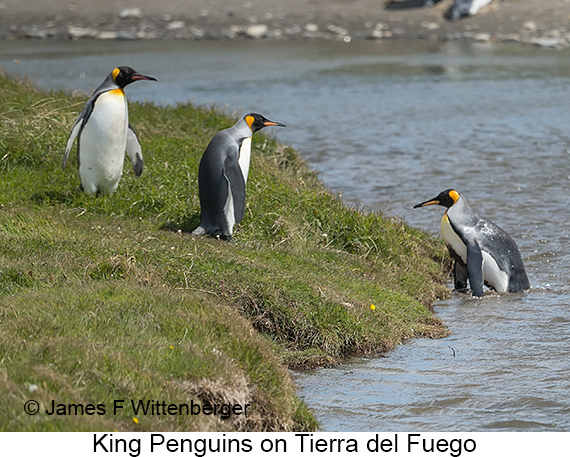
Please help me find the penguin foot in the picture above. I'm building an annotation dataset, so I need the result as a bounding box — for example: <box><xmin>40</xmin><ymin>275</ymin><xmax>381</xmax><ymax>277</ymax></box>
<box><xmin>191</xmin><ymin>226</ymin><xmax>207</xmax><ymax>236</ymax></box>
<box><xmin>452</xmin><ymin>288</ymin><xmax>470</xmax><ymax>295</ymax></box>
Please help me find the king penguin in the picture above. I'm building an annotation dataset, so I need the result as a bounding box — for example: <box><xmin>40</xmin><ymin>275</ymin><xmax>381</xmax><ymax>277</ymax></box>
<box><xmin>449</xmin><ymin>0</ymin><xmax>494</xmax><ymax>21</ymax></box>
<box><xmin>62</xmin><ymin>66</ymin><xmax>157</xmax><ymax>195</ymax></box>
<box><xmin>414</xmin><ymin>189</ymin><xmax>530</xmax><ymax>297</ymax></box>
<box><xmin>192</xmin><ymin>113</ymin><xmax>285</xmax><ymax>240</ymax></box>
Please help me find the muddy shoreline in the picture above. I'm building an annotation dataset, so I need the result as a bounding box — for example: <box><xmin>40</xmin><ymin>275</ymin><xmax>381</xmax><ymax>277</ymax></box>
<box><xmin>2</xmin><ymin>0</ymin><xmax>570</xmax><ymax>48</ymax></box>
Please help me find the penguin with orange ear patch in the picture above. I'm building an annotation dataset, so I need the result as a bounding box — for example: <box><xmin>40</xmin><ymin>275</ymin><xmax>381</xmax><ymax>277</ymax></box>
<box><xmin>414</xmin><ymin>189</ymin><xmax>530</xmax><ymax>297</ymax></box>
<box><xmin>63</xmin><ymin>66</ymin><xmax>157</xmax><ymax>195</ymax></box>
<box><xmin>193</xmin><ymin>113</ymin><xmax>285</xmax><ymax>240</ymax></box>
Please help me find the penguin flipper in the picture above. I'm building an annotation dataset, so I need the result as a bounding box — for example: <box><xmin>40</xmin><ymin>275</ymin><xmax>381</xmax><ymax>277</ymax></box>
<box><xmin>62</xmin><ymin>121</ymin><xmax>82</xmax><ymax>170</ymax></box>
<box><xmin>63</xmin><ymin>97</ymin><xmax>97</xmax><ymax>170</ymax></box>
<box><xmin>465</xmin><ymin>238</ymin><xmax>485</xmax><ymax>297</ymax></box>
<box><xmin>126</xmin><ymin>124</ymin><xmax>144</xmax><ymax>177</ymax></box>
<box><xmin>223</xmin><ymin>155</ymin><xmax>246</xmax><ymax>224</ymax></box>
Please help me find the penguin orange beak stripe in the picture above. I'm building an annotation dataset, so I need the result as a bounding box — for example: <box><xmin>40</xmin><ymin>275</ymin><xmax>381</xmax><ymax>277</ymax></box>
<box><xmin>413</xmin><ymin>199</ymin><xmax>439</xmax><ymax>208</ymax></box>
<box><xmin>132</xmin><ymin>74</ymin><xmax>158</xmax><ymax>82</ymax></box>
<box><xmin>264</xmin><ymin>121</ymin><xmax>286</xmax><ymax>127</ymax></box>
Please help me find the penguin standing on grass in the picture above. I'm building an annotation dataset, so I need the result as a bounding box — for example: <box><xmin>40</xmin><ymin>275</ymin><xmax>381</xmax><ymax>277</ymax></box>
<box><xmin>414</xmin><ymin>189</ymin><xmax>530</xmax><ymax>297</ymax></box>
<box><xmin>192</xmin><ymin>113</ymin><xmax>285</xmax><ymax>240</ymax></box>
<box><xmin>63</xmin><ymin>66</ymin><xmax>157</xmax><ymax>195</ymax></box>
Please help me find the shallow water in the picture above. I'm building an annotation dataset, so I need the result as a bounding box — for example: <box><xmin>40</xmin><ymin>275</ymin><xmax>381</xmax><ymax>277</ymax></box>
<box><xmin>1</xmin><ymin>39</ymin><xmax>569</xmax><ymax>431</ymax></box>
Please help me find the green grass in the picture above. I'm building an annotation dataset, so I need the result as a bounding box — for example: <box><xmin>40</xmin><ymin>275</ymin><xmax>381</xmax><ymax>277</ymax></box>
<box><xmin>0</xmin><ymin>73</ymin><xmax>451</xmax><ymax>431</ymax></box>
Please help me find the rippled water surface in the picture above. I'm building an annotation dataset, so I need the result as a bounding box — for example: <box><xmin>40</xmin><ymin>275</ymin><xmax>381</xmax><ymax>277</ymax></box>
<box><xmin>1</xmin><ymin>39</ymin><xmax>569</xmax><ymax>431</ymax></box>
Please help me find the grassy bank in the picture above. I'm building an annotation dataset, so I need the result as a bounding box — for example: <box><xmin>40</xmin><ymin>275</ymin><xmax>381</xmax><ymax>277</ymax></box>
<box><xmin>0</xmin><ymin>73</ymin><xmax>450</xmax><ymax>432</ymax></box>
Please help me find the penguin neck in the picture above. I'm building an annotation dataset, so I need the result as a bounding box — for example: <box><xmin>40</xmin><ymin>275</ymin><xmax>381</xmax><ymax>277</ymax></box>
<box><xmin>230</xmin><ymin>117</ymin><xmax>255</xmax><ymax>183</ymax></box>
<box><xmin>108</xmin><ymin>88</ymin><xmax>125</xmax><ymax>97</ymax></box>
<box><xmin>238</xmin><ymin>137</ymin><xmax>253</xmax><ymax>183</ymax></box>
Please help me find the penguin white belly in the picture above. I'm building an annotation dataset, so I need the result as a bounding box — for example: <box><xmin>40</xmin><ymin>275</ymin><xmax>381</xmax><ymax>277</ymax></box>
<box><xmin>79</xmin><ymin>90</ymin><xmax>128</xmax><ymax>195</ymax></box>
<box><xmin>238</xmin><ymin>137</ymin><xmax>252</xmax><ymax>183</ymax></box>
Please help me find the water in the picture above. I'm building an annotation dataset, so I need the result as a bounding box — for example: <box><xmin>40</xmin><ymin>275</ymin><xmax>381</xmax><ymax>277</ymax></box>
<box><xmin>1</xmin><ymin>39</ymin><xmax>569</xmax><ymax>431</ymax></box>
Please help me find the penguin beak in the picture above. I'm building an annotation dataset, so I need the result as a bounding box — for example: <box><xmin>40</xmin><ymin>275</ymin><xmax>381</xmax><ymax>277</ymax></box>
<box><xmin>263</xmin><ymin>120</ymin><xmax>286</xmax><ymax>128</ymax></box>
<box><xmin>413</xmin><ymin>199</ymin><xmax>439</xmax><ymax>209</ymax></box>
<box><xmin>132</xmin><ymin>73</ymin><xmax>158</xmax><ymax>82</ymax></box>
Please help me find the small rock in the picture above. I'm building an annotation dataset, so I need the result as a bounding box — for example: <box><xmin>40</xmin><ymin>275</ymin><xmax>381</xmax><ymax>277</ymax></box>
<box><xmin>25</xmin><ymin>26</ymin><xmax>48</xmax><ymax>39</ymax></box>
<box><xmin>116</xmin><ymin>30</ymin><xmax>139</xmax><ymax>40</ymax></box>
<box><xmin>270</xmin><ymin>28</ymin><xmax>283</xmax><ymax>39</ymax></box>
<box><xmin>28</xmin><ymin>384</ymin><xmax>38</xmax><ymax>393</ymax></box>
<box><xmin>304</xmin><ymin>23</ymin><xmax>318</xmax><ymax>33</ymax></box>
<box><xmin>326</xmin><ymin>24</ymin><xmax>347</xmax><ymax>35</ymax></box>
<box><xmin>119</xmin><ymin>7</ymin><xmax>143</xmax><ymax>20</ymax></box>
<box><xmin>522</xmin><ymin>21</ymin><xmax>537</xmax><ymax>32</ymax></box>
<box><xmin>166</xmin><ymin>20</ymin><xmax>186</xmax><ymax>31</ymax></box>
<box><xmin>421</xmin><ymin>21</ymin><xmax>440</xmax><ymax>31</ymax></box>
<box><xmin>97</xmin><ymin>31</ymin><xmax>119</xmax><ymax>40</ymax></box>
<box><xmin>190</xmin><ymin>26</ymin><xmax>204</xmax><ymax>38</ymax></box>
<box><xmin>499</xmin><ymin>33</ymin><xmax>521</xmax><ymax>43</ymax></box>
<box><xmin>474</xmin><ymin>33</ymin><xmax>491</xmax><ymax>42</ymax></box>
<box><xmin>137</xmin><ymin>30</ymin><xmax>157</xmax><ymax>39</ymax></box>
<box><xmin>547</xmin><ymin>29</ymin><xmax>562</xmax><ymax>38</ymax></box>
<box><xmin>68</xmin><ymin>26</ymin><xmax>97</xmax><ymax>39</ymax></box>
<box><xmin>245</xmin><ymin>23</ymin><xmax>268</xmax><ymax>39</ymax></box>
<box><xmin>222</xmin><ymin>27</ymin><xmax>239</xmax><ymax>39</ymax></box>
<box><xmin>284</xmin><ymin>25</ymin><xmax>301</xmax><ymax>36</ymax></box>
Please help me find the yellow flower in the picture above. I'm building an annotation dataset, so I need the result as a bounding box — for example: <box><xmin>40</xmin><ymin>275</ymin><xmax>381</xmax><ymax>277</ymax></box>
<box><xmin>169</xmin><ymin>345</ymin><xmax>174</xmax><ymax>349</ymax></box>
<box><xmin>133</xmin><ymin>417</ymin><xmax>139</xmax><ymax>424</ymax></box>
<box><xmin>370</xmin><ymin>304</ymin><xmax>376</xmax><ymax>311</ymax></box>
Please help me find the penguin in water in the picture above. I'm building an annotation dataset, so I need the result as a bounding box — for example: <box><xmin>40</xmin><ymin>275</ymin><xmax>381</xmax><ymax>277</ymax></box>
<box><xmin>63</xmin><ymin>66</ymin><xmax>157</xmax><ymax>195</ymax></box>
<box><xmin>192</xmin><ymin>113</ymin><xmax>285</xmax><ymax>240</ymax></box>
<box><xmin>414</xmin><ymin>189</ymin><xmax>530</xmax><ymax>297</ymax></box>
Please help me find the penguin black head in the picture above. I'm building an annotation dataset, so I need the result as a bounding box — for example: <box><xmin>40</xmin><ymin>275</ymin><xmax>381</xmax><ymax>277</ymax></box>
<box><xmin>112</xmin><ymin>66</ymin><xmax>158</xmax><ymax>89</ymax></box>
<box><xmin>413</xmin><ymin>189</ymin><xmax>460</xmax><ymax>209</ymax></box>
<box><xmin>244</xmin><ymin>113</ymin><xmax>286</xmax><ymax>134</ymax></box>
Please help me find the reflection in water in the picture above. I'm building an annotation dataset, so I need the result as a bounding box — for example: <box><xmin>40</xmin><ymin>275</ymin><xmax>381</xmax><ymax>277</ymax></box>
<box><xmin>1</xmin><ymin>39</ymin><xmax>569</xmax><ymax>431</ymax></box>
